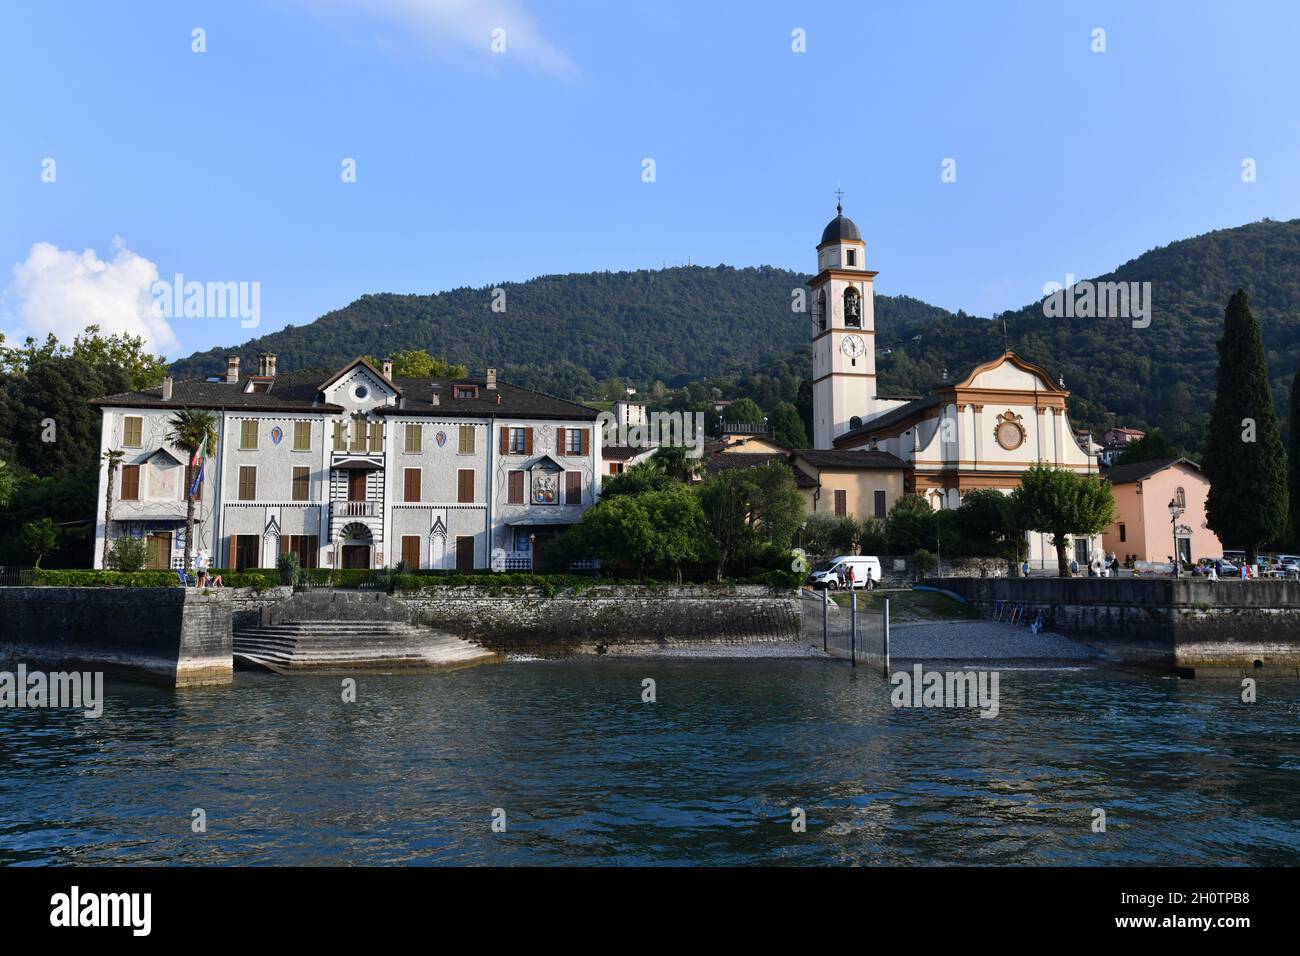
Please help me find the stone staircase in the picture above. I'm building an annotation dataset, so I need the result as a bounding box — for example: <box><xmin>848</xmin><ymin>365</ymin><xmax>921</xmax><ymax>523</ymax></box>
<box><xmin>233</xmin><ymin>620</ymin><xmax>498</xmax><ymax>673</ymax></box>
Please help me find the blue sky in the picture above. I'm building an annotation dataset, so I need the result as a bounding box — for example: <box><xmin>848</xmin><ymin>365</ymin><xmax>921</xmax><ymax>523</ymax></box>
<box><xmin>3</xmin><ymin>0</ymin><xmax>1299</xmax><ymax>360</ymax></box>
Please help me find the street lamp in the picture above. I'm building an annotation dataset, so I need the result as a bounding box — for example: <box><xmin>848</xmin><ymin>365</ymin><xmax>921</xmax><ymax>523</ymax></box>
<box><xmin>1168</xmin><ymin>498</ymin><xmax>1184</xmax><ymax>577</ymax></box>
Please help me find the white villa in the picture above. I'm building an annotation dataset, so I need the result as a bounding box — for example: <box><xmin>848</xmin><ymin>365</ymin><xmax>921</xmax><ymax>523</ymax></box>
<box><xmin>91</xmin><ymin>355</ymin><xmax>602</xmax><ymax>572</ymax></box>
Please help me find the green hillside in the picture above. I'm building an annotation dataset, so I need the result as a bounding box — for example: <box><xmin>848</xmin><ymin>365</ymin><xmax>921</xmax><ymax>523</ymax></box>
<box><xmin>170</xmin><ymin>218</ymin><xmax>1300</xmax><ymax>453</ymax></box>
<box><xmin>875</xmin><ymin>218</ymin><xmax>1300</xmax><ymax>452</ymax></box>
<box><xmin>166</xmin><ymin>266</ymin><xmax>952</xmax><ymax>398</ymax></box>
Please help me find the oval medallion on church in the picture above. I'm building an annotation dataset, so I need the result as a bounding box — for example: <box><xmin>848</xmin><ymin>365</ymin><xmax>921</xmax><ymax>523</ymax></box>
<box><xmin>995</xmin><ymin>419</ymin><xmax>1025</xmax><ymax>451</ymax></box>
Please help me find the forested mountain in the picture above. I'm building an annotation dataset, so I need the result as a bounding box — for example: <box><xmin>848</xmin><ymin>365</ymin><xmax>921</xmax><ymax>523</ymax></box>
<box><xmin>167</xmin><ymin>267</ymin><xmax>952</xmax><ymax>398</ymax></box>
<box><xmin>170</xmin><ymin>219</ymin><xmax>1300</xmax><ymax>453</ymax></box>
<box><xmin>874</xmin><ymin>218</ymin><xmax>1300</xmax><ymax>453</ymax></box>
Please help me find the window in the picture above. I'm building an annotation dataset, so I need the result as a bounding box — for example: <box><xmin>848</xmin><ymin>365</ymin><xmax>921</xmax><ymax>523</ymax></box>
<box><xmin>350</xmin><ymin>414</ymin><xmax>368</xmax><ymax>452</ymax></box>
<box><xmin>457</xmin><ymin>469</ymin><xmax>475</xmax><ymax>503</ymax></box>
<box><xmin>404</xmin><ymin>468</ymin><xmax>421</xmax><ymax>503</ymax></box>
<box><xmin>846</xmin><ymin>249</ymin><xmax>857</xmax><ymax>267</ymax></box>
<box><xmin>353</xmin><ymin>384</ymin><xmax>369</xmax><ymax>401</ymax></box>
<box><xmin>120</xmin><ymin>464</ymin><xmax>141</xmax><ymax>500</ymax></box>
<box><xmin>459</xmin><ymin>425</ymin><xmax>475</xmax><ymax>454</ymax></box>
<box><xmin>240</xmin><ymin>420</ymin><xmax>259</xmax><ymax>449</ymax></box>
<box><xmin>453</xmin><ymin>385</ymin><xmax>478</xmax><ymax>400</ymax></box>
<box><xmin>369</xmin><ymin>421</ymin><xmax>383</xmax><ymax>453</ymax></box>
<box><xmin>565</xmin><ymin>472</ymin><xmax>582</xmax><ymax>505</ymax></box>
<box><xmin>565</xmin><ymin>429</ymin><xmax>584</xmax><ymax>455</ymax></box>
<box><xmin>405</xmin><ymin>423</ymin><xmax>422</xmax><ymax>454</ymax></box>
<box><xmin>233</xmin><ymin>534</ymin><xmax>260</xmax><ymax>571</ymax></box>
<box><xmin>401</xmin><ymin>535</ymin><xmax>420</xmax><ymax>569</ymax></box>
<box><xmin>123</xmin><ymin>416</ymin><xmax>143</xmax><ymax>448</ymax></box>
<box><xmin>508</xmin><ymin>470</ymin><xmax>525</xmax><ymax>504</ymax></box>
<box><xmin>834</xmin><ymin>489</ymin><xmax>847</xmax><ymax>517</ymax></box>
<box><xmin>293</xmin><ymin>422</ymin><xmax>311</xmax><ymax>451</ymax></box>
<box><xmin>285</xmin><ymin>534</ymin><xmax>318</xmax><ymax>569</ymax></box>
<box><xmin>609</xmin><ymin>462</ymin><xmax>624</xmax><ymax>475</ymax></box>
<box><xmin>238</xmin><ymin>465</ymin><xmax>257</xmax><ymax>501</ymax></box>
<box><xmin>292</xmin><ymin>466</ymin><xmax>309</xmax><ymax>502</ymax></box>
<box><xmin>1119</xmin><ymin>524</ymin><xmax>1127</xmax><ymax>543</ymax></box>
<box><xmin>502</xmin><ymin>426</ymin><xmax>530</xmax><ymax>455</ymax></box>
<box><xmin>874</xmin><ymin>490</ymin><xmax>887</xmax><ymax>518</ymax></box>
<box><xmin>333</xmin><ymin>421</ymin><xmax>347</xmax><ymax>451</ymax></box>
<box><xmin>1175</xmin><ymin>487</ymin><xmax>1186</xmax><ymax>509</ymax></box>
<box><xmin>816</xmin><ymin>291</ymin><xmax>827</xmax><ymax>332</ymax></box>
<box><xmin>843</xmin><ymin>288</ymin><xmax>862</xmax><ymax>328</ymax></box>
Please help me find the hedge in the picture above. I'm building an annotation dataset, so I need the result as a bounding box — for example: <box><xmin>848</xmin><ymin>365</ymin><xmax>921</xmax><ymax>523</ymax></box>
<box><xmin>29</xmin><ymin>568</ymin><xmax>803</xmax><ymax>592</ymax></box>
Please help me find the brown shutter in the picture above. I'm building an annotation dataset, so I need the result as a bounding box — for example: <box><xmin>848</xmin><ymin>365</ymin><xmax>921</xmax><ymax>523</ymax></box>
<box><xmin>556</xmin><ymin>427</ymin><xmax>566</xmax><ymax>456</ymax></box>
<box><xmin>566</xmin><ymin>472</ymin><xmax>581</xmax><ymax>505</ymax></box>
<box><xmin>499</xmin><ymin>427</ymin><xmax>508</xmax><ymax>455</ymax></box>
<box><xmin>508</xmin><ymin>470</ymin><xmax>524</xmax><ymax>504</ymax></box>
<box><xmin>580</xmin><ymin>428</ymin><xmax>590</xmax><ymax>456</ymax></box>
<box><xmin>404</xmin><ymin>468</ymin><xmax>421</xmax><ymax>503</ymax></box>
<box><xmin>524</xmin><ymin>427</ymin><xmax>533</xmax><ymax>455</ymax></box>
<box><xmin>280</xmin><ymin>534</ymin><xmax>290</xmax><ymax>556</ymax></box>
<box><xmin>458</xmin><ymin>470</ymin><xmax>474</xmax><ymax>503</ymax></box>
<box><xmin>228</xmin><ymin>534</ymin><xmax>236</xmax><ymax>570</ymax></box>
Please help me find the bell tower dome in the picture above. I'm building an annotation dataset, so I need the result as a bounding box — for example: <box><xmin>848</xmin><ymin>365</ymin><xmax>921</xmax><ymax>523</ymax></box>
<box><xmin>809</xmin><ymin>196</ymin><xmax>878</xmax><ymax>449</ymax></box>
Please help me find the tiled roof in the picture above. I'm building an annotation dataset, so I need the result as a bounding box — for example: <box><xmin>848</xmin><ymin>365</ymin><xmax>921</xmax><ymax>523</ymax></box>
<box><xmin>1102</xmin><ymin>457</ymin><xmax>1198</xmax><ymax>485</ymax></box>
<box><xmin>602</xmin><ymin>446</ymin><xmax>644</xmax><ymax>461</ymax></box>
<box><xmin>91</xmin><ymin>366</ymin><xmax>598</xmax><ymax>421</ymax></box>
<box><xmin>91</xmin><ymin>370</ymin><xmax>337</xmax><ymax>412</ymax></box>
<box><xmin>832</xmin><ymin>394</ymin><xmax>941</xmax><ymax>446</ymax></box>
<box><xmin>793</xmin><ymin>449</ymin><xmax>906</xmax><ymax>470</ymax></box>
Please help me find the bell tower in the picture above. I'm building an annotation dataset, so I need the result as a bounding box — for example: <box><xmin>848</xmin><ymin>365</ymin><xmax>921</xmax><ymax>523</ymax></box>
<box><xmin>810</xmin><ymin>197</ymin><xmax>877</xmax><ymax>449</ymax></box>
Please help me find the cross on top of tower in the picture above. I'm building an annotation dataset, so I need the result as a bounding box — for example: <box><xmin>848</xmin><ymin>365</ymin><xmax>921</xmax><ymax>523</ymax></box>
<box><xmin>834</xmin><ymin>183</ymin><xmax>844</xmax><ymax>214</ymax></box>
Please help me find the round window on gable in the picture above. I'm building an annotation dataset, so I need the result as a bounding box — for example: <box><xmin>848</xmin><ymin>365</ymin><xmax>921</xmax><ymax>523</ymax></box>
<box><xmin>354</xmin><ymin>384</ymin><xmax>369</xmax><ymax>401</ymax></box>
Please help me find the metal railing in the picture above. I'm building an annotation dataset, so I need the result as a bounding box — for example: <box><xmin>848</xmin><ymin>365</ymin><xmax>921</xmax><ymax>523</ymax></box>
<box><xmin>332</xmin><ymin>500</ymin><xmax>378</xmax><ymax>517</ymax></box>
<box><xmin>0</xmin><ymin>566</ymin><xmax>36</xmax><ymax>587</ymax></box>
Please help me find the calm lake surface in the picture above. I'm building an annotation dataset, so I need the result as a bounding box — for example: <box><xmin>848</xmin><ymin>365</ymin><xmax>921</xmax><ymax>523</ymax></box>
<box><xmin>2</xmin><ymin>660</ymin><xmax>1298</xmax><ymax>865</ymax></box>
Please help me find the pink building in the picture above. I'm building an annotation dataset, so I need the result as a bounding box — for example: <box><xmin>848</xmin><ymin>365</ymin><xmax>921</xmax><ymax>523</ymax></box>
<box><xmin>1102</xmin><ymin>458</ymin><xmax>1222</xmax><ymax>566</ymax></box>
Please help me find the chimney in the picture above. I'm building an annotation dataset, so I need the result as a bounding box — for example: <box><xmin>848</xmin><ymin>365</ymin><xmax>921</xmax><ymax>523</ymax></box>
<box><xmin>226</xmin><ymin>355</ymin><xmax>240</xmax><ymax>384</ymax></box>
<box><xmin>486</xmin><ymin>368</ymin><xmax>497</xmax><ymax>390</ymax></box>
<box><xmin>162</xmin><ymin>376</ymin><xmax>173</xmax><ymax>401</ymax></box>
<box><xmin>382</xmin><ymin>357</ymin><xmax>394</xmax><ymax>381</ymax></box>
<box><xmin>257</xmin><ymin>352</ymin><xmax>277</xmax><ymax>377</ymax></box>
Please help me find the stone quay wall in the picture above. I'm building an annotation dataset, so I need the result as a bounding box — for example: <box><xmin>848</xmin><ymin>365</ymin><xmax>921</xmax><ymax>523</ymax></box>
<box><xmin>398</xmin><ymin>585</ymin><xmax>802</xmax><ymax>655</ymax></box>
<box><xmin>0</xmin><ymin>587</ymin><xmax>232</xmax><ymax>687</ymax></box>
<box><xmin>930</xmin><ymin>576</ymin><xmax>1300</xmax><ymax>675</ymax></box>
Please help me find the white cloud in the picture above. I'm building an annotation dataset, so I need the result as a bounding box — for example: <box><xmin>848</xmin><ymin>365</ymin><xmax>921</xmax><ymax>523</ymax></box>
<box><xmin>6</xmin><ymin>241</ymin><xmax>180</xmax><ymax>355</ymax></box>
<box><xmin>303</xmin><ymin>0</ymin><xmax>576</xmax><ymax>76</ymax></box>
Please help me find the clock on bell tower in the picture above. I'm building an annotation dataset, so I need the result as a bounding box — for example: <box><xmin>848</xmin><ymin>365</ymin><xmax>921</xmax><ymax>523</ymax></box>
<box><xmin>809</xmin><ymin>197</ymin><xmax>878</xmax><ymax>449</ymax></box>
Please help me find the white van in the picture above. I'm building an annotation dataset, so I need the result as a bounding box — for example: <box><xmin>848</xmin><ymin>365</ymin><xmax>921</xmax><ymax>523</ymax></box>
<box><xmin>807</xmin><ymin>555</ymin><xmax>882</xmax><ymax>590</ymax></box>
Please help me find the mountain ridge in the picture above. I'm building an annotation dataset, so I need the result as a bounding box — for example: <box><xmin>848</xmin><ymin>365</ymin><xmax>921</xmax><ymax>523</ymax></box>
<box><xmin>168</xmin><ymin>218</ymin><xmax>1300</xmax><ymax>453</ymax></box>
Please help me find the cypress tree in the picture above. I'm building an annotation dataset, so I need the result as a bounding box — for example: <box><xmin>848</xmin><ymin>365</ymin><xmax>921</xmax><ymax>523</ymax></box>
<box><xmin>1202</xmin><ymin>289</ymin><xmax>1288</xmax><ymax>561</ymax></box>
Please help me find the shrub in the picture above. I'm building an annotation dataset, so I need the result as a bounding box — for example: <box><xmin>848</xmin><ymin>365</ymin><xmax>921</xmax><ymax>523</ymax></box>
<box><xmin>911</xmin><ymin>548</ymin><xmax>938</xmax><ymax>577</ymax></box>
<box><xmin>104</xmin><ymin>536</ymin><xmax>149</xmax><ymax>573</ymax></box>
<box><xmin>35</xmin><ymin>568</ymin><xmax>177</xmax><ymax>587</ymax></box>
<box><xmin>276</xmin><ymin>551</ymin><xmax>302</xmax><ymax>586</ymax></box>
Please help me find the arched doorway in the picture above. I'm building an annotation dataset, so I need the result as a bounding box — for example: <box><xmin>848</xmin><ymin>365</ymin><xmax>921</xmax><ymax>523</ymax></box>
<box><xmin>338</xmin><ymin>522</ymin><xmax>373</xmax><ymax>569</ymax></box>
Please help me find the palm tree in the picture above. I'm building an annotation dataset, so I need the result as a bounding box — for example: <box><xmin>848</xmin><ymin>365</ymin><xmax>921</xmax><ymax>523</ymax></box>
<box><xmin>101</xmin><ymin>448</ymin><xmax>124</xmax><ymax>565</ymax></box>
<box><xmin>166</xmin><ymin>409</ymin><xmax>219</xmax><ymax>575</ymax></box>
<box><xmin>651</xmin><ymin>445</ymin><xmax>701</xmax><ymax>483</ymax></box>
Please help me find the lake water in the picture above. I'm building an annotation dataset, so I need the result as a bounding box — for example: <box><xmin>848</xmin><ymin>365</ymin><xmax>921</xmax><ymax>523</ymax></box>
<box><xmin>2</xmin><ymin>660</ymin><xmax>1298</xmax><ymax>865</ymax></box>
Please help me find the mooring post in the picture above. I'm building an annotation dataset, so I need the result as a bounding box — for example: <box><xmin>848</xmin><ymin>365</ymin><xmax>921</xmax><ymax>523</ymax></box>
<box><xmin>850</xmin><ymin>589</ymin><xmax>857</xmax><ymax>667</ymax></box>
<box><xmin>822</xmin><ymin>587</ymin><xmax>829</xmax><ymax>653</ymax></box>
<box><xmin>883</xmin><ymin>597</ymin><xmax>891</xmax><ymax>677</ymax></box>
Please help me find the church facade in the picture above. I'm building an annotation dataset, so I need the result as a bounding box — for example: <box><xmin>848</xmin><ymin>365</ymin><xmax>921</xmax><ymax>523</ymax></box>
<box><xmin>808</xmin><ymin>204</ymin><xmax>1103</xmax><ymax>568</ymax></box>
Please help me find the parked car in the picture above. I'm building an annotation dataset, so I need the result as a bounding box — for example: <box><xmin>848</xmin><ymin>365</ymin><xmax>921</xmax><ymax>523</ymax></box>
<box><xmin>807</xmin><ymin>555</ymin><xmax>882</xmax><ymax>590</ymax></box>
<box><xmin>1198</xmin><ymin>557</ymin><xmax>1237</xmax><ymax>575</ymax></box>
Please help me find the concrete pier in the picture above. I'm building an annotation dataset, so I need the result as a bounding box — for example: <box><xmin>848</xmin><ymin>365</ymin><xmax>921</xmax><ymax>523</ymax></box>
<box><xmin>0</xmin><ymin>587</ymin><xmax>232</xmax><ymax>687</ymax></box>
